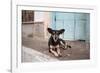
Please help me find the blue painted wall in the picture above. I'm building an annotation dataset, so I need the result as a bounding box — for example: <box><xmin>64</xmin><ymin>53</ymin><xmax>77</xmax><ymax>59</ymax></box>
<box><xmin>51</xmin><ymin>12</ymin><xmax>90</xmax><ymax>41</ymax></box>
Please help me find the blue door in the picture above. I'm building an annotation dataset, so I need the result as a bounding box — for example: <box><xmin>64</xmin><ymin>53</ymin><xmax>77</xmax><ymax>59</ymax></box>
<box><xmin>75</xmin><ymin>13</ymin><xmax>90</xmax><ymax>41</ymax></box>
<box><xmin>51</xmin><ymin>12</ymin><xmax>90</xmax><ymax>41</ymax></box>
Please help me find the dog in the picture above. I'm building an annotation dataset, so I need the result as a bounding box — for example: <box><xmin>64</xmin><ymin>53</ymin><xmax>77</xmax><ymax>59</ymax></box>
<box><xmin>47</xmin><ymin>28</ymin><xmax>71</xmax><ymax>57</ymax></box>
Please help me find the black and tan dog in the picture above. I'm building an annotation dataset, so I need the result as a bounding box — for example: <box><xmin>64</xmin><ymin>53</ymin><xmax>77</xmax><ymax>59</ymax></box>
<box><xmin>47</xmin><ymin>28</ymin><xmax>71</xmax><ymax>57</ymax></box>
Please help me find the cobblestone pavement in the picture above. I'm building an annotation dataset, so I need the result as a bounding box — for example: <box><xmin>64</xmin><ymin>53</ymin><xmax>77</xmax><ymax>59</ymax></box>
<box><xmin>22</xmin><ymin>36</ymin><xmax>90</xmax><ymax>62</ymax></box>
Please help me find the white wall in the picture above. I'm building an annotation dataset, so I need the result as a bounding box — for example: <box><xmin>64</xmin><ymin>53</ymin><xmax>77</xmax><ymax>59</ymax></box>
<box><xmin>34</xmin><ymin>11</ymin><xmax>51</xmax><ymax>39</ymax></box>
<box><xmin>34</xmin><ymin>12</ymin><xmax>45</xmax><ymax>22</ymax></box>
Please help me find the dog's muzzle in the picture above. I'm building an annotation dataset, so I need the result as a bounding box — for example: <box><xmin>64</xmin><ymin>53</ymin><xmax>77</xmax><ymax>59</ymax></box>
<box><xmin>52</xmin><ymin>35</ymin><xmax>58</xmax><ymax>42</ymax></box>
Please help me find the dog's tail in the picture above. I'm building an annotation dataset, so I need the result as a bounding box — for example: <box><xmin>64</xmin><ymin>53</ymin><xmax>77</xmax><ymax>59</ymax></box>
<box><xmin>67</xmin><ymin>45</ymin><xmax>71</xmax><ymax>48</ymax></box>
<box><xmin>60</xmin><ymin>44</ymin><xmax>71</xmax><ymax>50</ymax></box>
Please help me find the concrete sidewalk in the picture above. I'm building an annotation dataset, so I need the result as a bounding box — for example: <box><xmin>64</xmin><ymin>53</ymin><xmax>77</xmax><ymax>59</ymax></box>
<box><xmin>22</xmin><ymin>46</ymin><xmax>58</xmax><ymax>62</ymax></box>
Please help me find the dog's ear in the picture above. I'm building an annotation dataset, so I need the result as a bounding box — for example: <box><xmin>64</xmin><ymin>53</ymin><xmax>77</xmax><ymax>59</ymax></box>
<box><xmin>59</xmin><ymin>29</ymin><xmax>65</xmax><ymax>34</ymax></box>
<box><xmin>47</xmin><ymin>28</ymin><xmax>53</xmax><ymax>34</ymax></box>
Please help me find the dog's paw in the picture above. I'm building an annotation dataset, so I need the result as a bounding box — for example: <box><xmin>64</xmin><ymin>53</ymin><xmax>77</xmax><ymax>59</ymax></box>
<box><xmin>53</xmin><ymin>52</ymin><xmax>60</xmax><ymax>57</ymax></box>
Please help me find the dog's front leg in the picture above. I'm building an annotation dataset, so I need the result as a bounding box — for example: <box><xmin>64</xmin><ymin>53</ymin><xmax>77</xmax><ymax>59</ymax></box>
<box><xmin>57</xmin><ymin>48</ymin><xmax>62</xmax><ymax>57</ymax></box>
<box><xmin>50</xmin><ymin>46</ymin><xmax>59</xmax><ymax>57</ymax></box>
<box><xmin>56</xmin><ymin>45</ymin><xmax>62</xmax><ymax>57</ymax></box>
<box><xmin>50</xmin><ymin>49</ymin><xmax>59</xmax><ymax>57</ymax></box>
